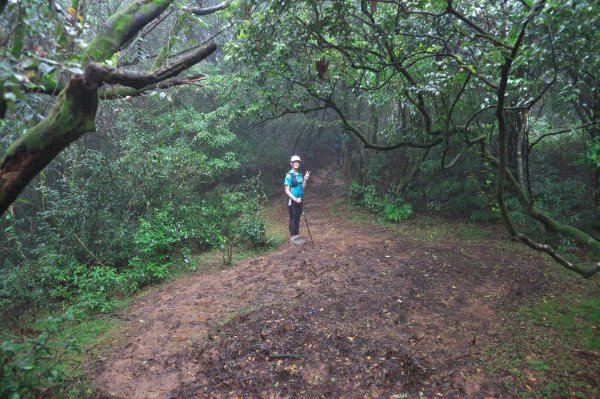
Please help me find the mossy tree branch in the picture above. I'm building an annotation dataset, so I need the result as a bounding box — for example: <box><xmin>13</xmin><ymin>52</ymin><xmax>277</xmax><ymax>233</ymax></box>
<box><xmin>25</xmin><ymin>74</ymin><xmax>207</xmax><ymax>99</ymax></box>
<box><xmin>83</xmin><ymin>0</ymin><xmax>172</xmax><ymax>63</ymax></box>
<box><xmin>84</xmin><ymin>43</ymin><xmax>216</xmax><ymax>90</ymax></box>
<box><xmin>484</xmin><ymin>0</ymin><xmax>599</xmax><ymax>278</ymax></box>
<box><xmin>485</xmin><ymin>149</ymin><xmax>599</xmax><ymax>278</ymax></box>
<box><xmin>0</xmin><ymin>0</ymin><xmax>218</xmax><ymax>215</ymax></box>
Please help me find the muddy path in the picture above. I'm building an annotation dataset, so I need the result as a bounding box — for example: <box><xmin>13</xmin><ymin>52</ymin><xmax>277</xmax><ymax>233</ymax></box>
<box><xmin>92</xmin><ymin>165</ymin><xmax>561</xmax><ymax>398</ymax></box>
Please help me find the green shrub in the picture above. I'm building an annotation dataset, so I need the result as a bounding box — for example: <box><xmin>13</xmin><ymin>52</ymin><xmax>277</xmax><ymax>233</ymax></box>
<box><xmin>382</xmin><ymin>196</ymin><xmax>413</xmax><ymax>221</ymax></box>
<box><xmin>534</xmin><ymin>178</ymin><xmax>589</xmax><ymax>220</ymax></box>
<box><xmin>359</xmin><ymin>185</ymin><xmax>383</xmax><ymax>212</ymax></box>
<box><xmin>238</xmin><ymin>215</ymin><xmax>269</xmax><ymax>247</ymax></box>
<box><xmin>447</xmin><ymin>193</ymin><xmax>487</xmax><ymax>216</ymax></box>
<box><xmin>346</xmin><ymin>183</ymin><xmax>413</xmax><ymax>222</ymax></box>
<box><xmin>49</xmin><ymin>262</ymin><xmax>125</xmax><ymax>313</ymax></box>
<box><xmin>1</xmin><ymin>333</ymin><xmax>64</xmax><ymax>398</ymax></box>
<box><xmin>127</xmin><ymin>257</ymin><xmax>170</xmax><ymax>289</ymax></box>
<box><xmin>469</xmin><ymin>209</ymin><xmax>500</xmax><ymax>222</ymax></box>
<box><xmin>346</xmin><ymin>180</ymin><xmax>363</xmax><ymax>203</ymax></box>
<box><xmin>134</xmin><ymin>205</ymin><xmax>184</xmax><ymax>256</ymax></box>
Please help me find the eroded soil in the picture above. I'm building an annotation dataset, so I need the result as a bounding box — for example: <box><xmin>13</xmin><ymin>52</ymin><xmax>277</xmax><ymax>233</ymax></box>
<box><xmin>93</xmin><ymin>166</ymin><xmax>567</xmax><ymax>398</ymax></box>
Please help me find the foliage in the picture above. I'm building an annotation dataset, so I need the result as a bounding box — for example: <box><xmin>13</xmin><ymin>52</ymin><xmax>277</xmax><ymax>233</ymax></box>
<box><xmin>347</xmin><ymin>180</ymin><xmax>413</xmax><ymax>222</ymax></box>
<box><xmin>382</xmin><ymin>196</ymin><xmax>413</xmax><ymax>222</ymax></box>
<box><xmin>48</xmin><ymin>262</ymin><xmax>124</xmax><ymax>313</ymax></box>
<box><xmin>209</xmin><ymin>177</ymin><xmax>271</xmax><ymax>265</ymax></box>
<box><xmin>584</xmin><ymin>137</ymin><xmax>600</xmax><ymax>168</ymax></box>
<box><xmin>134</xmin><ymin>206</ymin><xmax>185</xmax><ymax>257</ymax></box>
<box><xmin>0</xmin><ymin>309</ymin><xmax>85</xmax><ymax>399</ymax></box>
<box><xmin>358</xmin><ymin>185</ymin><xmax>384</xmax><ymax>213</ymax></box>
<box><xmin>0</xmin><ymin>332</ymin><xmax>65</xmax><ymax>398</ymax></box>
<box><xmin>127</xmin><ymin>257</ymin><xmax>170</xmax><ymax>289</ymax></box>
<box><xmin>346</xmin><ymin>180</ymin><xmax>363</xmax><ymax>203</ymax></box>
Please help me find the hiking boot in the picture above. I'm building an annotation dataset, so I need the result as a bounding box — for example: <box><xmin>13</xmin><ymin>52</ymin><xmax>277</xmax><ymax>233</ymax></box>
<box><xmin>290</xmin><ymin>235</ymin><xmax>306</xmax><ymax>245</ymax></box>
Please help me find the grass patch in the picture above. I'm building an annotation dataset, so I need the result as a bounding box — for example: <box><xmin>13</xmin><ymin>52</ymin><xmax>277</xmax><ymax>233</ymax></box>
<box><xmin>484</xmin><ymin>284</ymin><xmax>600</xmax><ymax>399</ymax></box>
<box><xmin>456</xmin><ymin>224</ymin><xmax>489</xmax><ymax>239</ymax></box>
<box><xmin>334</xmin><ymin>198</ymin><xmax>493</xmax><ymax>243</ymax></box>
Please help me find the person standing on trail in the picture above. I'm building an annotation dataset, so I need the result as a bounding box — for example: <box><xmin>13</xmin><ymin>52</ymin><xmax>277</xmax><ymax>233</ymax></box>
<box><xmin>335</xmin><ymin>132</ymin><xmax>343</xmax><ymax>166</ymax></box>
<box><xmin>284</xmin><ymin>155</ymin><xmax>310</xmax><ymax>245</ymax></box>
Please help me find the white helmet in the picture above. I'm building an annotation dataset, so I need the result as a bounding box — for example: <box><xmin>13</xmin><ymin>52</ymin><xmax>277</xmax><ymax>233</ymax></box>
<box><xmin>290</xmin><ymin>155</ymin><xmax>302</xmax><ymax>163</ymax></box>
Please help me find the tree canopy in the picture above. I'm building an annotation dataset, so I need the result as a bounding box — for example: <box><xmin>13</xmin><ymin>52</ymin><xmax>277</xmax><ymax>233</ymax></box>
<box><xmin>1</xmin><ymin>0</ymin><xmax>598</xmax><ymax>280</ymax></box>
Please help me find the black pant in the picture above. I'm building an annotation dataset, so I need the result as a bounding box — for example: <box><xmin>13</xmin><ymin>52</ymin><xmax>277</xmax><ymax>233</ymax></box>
<box><xmin>288</xmin><ymin>202</ymin><xmax>303</xmax><ymax>236</ymax></box>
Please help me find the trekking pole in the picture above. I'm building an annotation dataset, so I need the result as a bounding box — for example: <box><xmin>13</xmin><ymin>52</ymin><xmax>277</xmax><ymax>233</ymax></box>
<box><xmin>302</xmin><ymin>209</ymin><xmax>314</xmax><ymax>245</ymax></box>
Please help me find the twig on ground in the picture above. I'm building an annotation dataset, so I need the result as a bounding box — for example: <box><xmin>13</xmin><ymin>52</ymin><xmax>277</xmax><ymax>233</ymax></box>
<box><xmin>268</xmin><ymin>353</ymin><xmax>304</xmax><ymax>360</ymax></box>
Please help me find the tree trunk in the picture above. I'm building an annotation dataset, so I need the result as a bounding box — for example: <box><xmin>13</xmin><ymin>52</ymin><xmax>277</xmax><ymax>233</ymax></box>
<box><xmin>0</xmin><ymin>77</ymin><xmax>98</xmax><ymax>214</ymax></box>
<box><xmin>399</xmin><ymin>148</ymin><xmax>431</xmax><ymax>196</ymax></box>
<box><xmin>516</xmin><ymin>109</ymin><xmax>529</xmax><ymax>189</ymax></box>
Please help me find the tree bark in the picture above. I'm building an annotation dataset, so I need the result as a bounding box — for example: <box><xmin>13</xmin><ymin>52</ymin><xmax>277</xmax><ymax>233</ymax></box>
<box><xmin>0</xmin><ymin>0</ymin><xmax>218</xmax><ymax>215</ymax></box>
<box><xmin>516</xmin><ymin>109</ymin><xmax>529</xmax><ymax>188</ymax></box>
<box><xmin>399</xmin><ymin>147</ymin><xmax>431</xmax><ymax>196</ymax></box>
<box><xmin>0</xmin><ymin>77</ymin><xmax>98</xmax><ymax>214</ymax></box>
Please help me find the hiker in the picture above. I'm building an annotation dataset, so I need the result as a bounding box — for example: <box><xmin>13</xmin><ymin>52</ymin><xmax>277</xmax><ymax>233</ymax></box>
<box><xmin>335</xmin><ymin>132</ymin><xmax>349</xmax><ymax>165</ymax></box>
<box><xmin>284</xmin><ymin>155</ymin><xmax>310</xmax><ymax>245</ymax></box>
<box><xmin>335</xmin><ymin>132</ymin><xmax>343</xmax><ymax>166</ymax></box>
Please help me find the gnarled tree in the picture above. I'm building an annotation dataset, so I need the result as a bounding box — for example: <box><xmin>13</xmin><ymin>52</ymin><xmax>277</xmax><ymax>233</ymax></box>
<box><xmin>226</xmin><ymin>0</ymin><xmax>599</xmax><ymax>277</ymax></box>
<box><xmin>0</xmin><ymin>0</ymin><xmax>227</xmax><ymax>214</ymax></box>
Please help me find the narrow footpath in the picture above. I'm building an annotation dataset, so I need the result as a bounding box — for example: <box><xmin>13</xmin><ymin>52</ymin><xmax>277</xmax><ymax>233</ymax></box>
<box><xmin>93</xmin><ymin>165</ymin><xmax>562</xmax><ymax>398</ymax></box>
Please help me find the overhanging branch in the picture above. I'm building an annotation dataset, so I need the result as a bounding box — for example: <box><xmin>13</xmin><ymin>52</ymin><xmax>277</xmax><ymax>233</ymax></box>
<box><xmin>528</xmin><ymin>120</ymin><xmax>599</xmax><ymax>150</ymax></box>
<box><xmin>185</xmin><ymin>2</ymin><xmax>228</xmax><ymax>16</ymax></box>
<box><xmin>84</xmin><ymin>43</ymin><xmax>216</xmax><ymax>90</ymax></box>
<box><xmin>98</xmin><ymin>74</ymin><xmax>207</xmax><ymax>100</ymax></box>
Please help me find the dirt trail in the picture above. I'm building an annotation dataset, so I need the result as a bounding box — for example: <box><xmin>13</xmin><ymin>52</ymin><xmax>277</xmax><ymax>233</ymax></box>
<box><xmin>93</xmin><ymin>165</ymin><xmax>557</xmax><ymax>398</ymax></box>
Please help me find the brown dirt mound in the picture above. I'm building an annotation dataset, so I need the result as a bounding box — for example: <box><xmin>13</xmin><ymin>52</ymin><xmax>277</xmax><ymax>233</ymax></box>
<box><xmin>92</xmin><ymin>165</ymin><xmax>561</xmax><ymax>398</ymax></box>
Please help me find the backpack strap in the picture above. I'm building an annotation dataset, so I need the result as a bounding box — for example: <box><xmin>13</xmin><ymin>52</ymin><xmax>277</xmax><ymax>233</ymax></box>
<box><xmin>288</xmin><ymin>172</ymin><xmax>299</xmax><ymax>187</ymax></box>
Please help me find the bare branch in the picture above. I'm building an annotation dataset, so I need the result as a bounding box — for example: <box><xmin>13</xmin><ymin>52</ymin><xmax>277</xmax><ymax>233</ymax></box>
<box><xmin>185</xmin><ymin>1</ymin><xmax>228</xmax><ymax>16</ymax></box>
<box><xmin>98</xmin><ymin>74</ymin><xmax>207</xmax><ymax>100</ymax></box>
<box><xmin>84</xmin><ymin>43</ymin><xmax>216</xmax><ymax>90</ymax></box>
<box><xmin>323</xmin><ymin>96</ymin><xmax>443</xmax><ymax>150</ymax></box>
<box><xmin>529</xmin><ymin>120</ymin><xmax>599</xmax><ymax>150</ymax></box>
<box><xmin>254</xmin><ymin>106</ymin><xmax>329</xmax><ymax>125</ymax></box>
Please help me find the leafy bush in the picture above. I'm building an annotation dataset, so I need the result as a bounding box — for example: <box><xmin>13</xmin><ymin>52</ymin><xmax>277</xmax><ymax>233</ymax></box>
<box><xmin>1</xmin><ymin>333</ymin><xmax>64</xmax><ymax>398</ymax></box>
<box><xmin>127</xmin><ymin>257</ymin><xmax>171</xmax><ymax>289</ymax></box>
<box><xmin>238</xmin><ymin>215</ymin><xmax>270</xmax><ymax>247</ymax></box>
<box><xmin>49</xmin><ymin>262</ymin><xmax>124</xmax><ymax>313</ymax></box>
<box><xmin>534</xmin><ymin>178</ymin><xmax>589</xmax><ymax>220</ymax></box>
<box><xmin>447</xmin><ymin>193</ymin><xmax>487</xmax><ymax>216</ymax></box>
<box><xmin>346</xmin><ymin>180</ymin><xmax>363</xmax><ymax>203</ymax></box>
<box><xmin>134</xmin><ymin>206</ymin><xmax>185</xmax><ymax>256</ymax></box>
<box><xmin>469</xmin><ymin>209</ymin><xmax>500</xmax><ymax>222</ymax></box>
<box><xmin>382</xmin><ymin>195</ymin><xmax>413</xmax><ymax>222</ymax></box>
<box><xmin>359</xmin><ymin>185</ymin><xmax>384</xmax><ymax>212</ymax></box>
<box><xmin>346</xmin><ymin>182</ymin><xmax>413</xmax><ymax>222</ymax></box>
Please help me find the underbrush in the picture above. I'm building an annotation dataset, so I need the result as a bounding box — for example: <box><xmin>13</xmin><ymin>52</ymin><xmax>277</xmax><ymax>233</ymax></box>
<box><xmin>346</xmin><ymin>180</ymin><xmax>413</xmax><ymax>222</ymax></box>
<box><xmin>0</xmin><ymin>238</ymin><xmax>285</xmax><ymax>398</ymax></box>
<box><xmin>0</xmin><ymin>189</ymin><xmax>286</xmax><ymax>398</ymax></box>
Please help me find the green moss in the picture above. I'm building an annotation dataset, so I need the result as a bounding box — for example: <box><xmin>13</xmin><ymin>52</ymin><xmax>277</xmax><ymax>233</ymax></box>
<box><xmin>10</xmin><ymin>7</ymin><xmax>25</xmax><ymax>57</ymax></box>
<box><xmin>83</xmin><ymin>0</ymin><xmax>171</xmax><ymax>63</ymax></box>
<box><xmin>84</xmin><ymin>15</ymin><xmax>134</xmax><ymax>62</ymax></box>
<box><xmin>152</xmin><ymin>16</ymin><xmax>184</xmax><ymax>69</ymax></box>
<box><xmin>484</xmin><ymin>285</ymin><xmax>600</xmax><ymax>399</ymax></box>
<box><xmin>522</xmin><ymin>295</ymin><xmax>600</xmax><ymax>350</ymax></box>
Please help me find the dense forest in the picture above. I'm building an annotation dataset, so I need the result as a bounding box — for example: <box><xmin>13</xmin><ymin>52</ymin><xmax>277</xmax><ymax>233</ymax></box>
<box><xmin>1</xmin><ymin>1</ymin><xmax>598</xmax><ymax>398</ymax></box>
